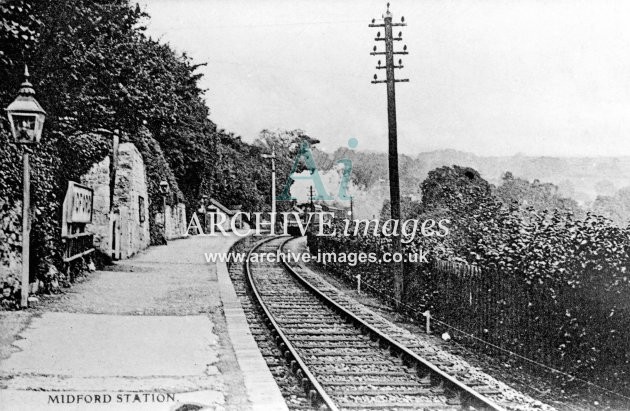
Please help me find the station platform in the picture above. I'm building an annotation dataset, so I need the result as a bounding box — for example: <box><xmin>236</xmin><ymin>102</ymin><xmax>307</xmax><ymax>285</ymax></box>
<box><xmin>0</xmin><ymin>234</ymin><xmax>287</xmax><ymax>411</ymax></box>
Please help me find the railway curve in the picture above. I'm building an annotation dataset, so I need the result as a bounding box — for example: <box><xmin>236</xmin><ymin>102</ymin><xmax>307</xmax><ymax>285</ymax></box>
<box><xmin>245</xmin><ymin>235</ymin><xmax>506</xmax><ymax>411</ymax></box>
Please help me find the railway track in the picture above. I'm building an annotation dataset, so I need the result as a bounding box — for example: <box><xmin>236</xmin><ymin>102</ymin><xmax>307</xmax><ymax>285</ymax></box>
<box><xmin>227</xmin><ymin>236</ymin><xmax>312</xmax><ymax>409</ymax></box>
<box><xmin>245</xmin><ymin>236</ymin><xmax>506</xmax><ymax>411</ymax></box>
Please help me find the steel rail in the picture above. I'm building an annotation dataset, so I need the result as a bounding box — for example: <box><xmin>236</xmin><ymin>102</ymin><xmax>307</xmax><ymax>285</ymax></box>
<box><xmin>277</xmin><ymin>237</ymin><xmax>506</xmax><ymax>411</ymax></box>
<box><xmin>245</xmin><ymin>236</ymin><xmax>339</xmax><ymax>411</ymax></box>
<box><xmin>246</xmin><ymin>235</ymin><xmax>506</xmax><ymax>410</ymax></box>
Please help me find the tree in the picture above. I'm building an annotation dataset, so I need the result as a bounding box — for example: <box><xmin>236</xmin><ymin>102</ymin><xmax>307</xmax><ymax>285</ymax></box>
<box><xmin>591</xmin><ymin>187</ymin><xmax>630</xmax><ymax>227</ymax></box>
<box><xmin>495</xmin><ymin>172</ymin><xmax>582</xmax><ymax>216</ymax></box>
<box><xmin>379</xmin><ymin>196</ymin><xmax>423</xmax><ymax>221</ymax></box>
<box><xmin>252</xmin><ymin>129</ymin><xmax>322</xmax><ymax>211</ymax></box>
<box><xmin>0</xmin><ymin>0</ymin><xmax>276</xmax><ymax>288</ymax></box>
<box><xmin>418</xmin><ymin>165</ymin><xmax>498</xmax><ymax>258</ymax></box>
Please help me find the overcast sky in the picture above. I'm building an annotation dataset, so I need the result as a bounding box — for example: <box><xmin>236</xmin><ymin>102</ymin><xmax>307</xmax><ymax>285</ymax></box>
<box><xmin>144</xmin><ymin>0</ymin><xmax>630</xmax><ymax>157</ymax></box>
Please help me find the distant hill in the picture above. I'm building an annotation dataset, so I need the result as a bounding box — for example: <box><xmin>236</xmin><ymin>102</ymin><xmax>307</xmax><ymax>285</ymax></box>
<box><xmin>316</xmin><ymin>148</ymin><xmax>630</xmax><ymax>204</ymax></box>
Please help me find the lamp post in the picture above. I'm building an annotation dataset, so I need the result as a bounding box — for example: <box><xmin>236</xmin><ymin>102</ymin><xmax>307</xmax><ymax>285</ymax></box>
<box><xmin>197</xmin><ymin>194</ymin><xmax>208</xmax><ymax>234</ymax></box>
<box><xmin>5</xmin><ymin>65</ymin><xmax>46</xmax><ymax>308</ymax></box>
<box><xmin>159</xmin><ymin>180</ymin><xmax>170</xmax><ymax>244</ymax></box>
<box><xmin>198</xmin><ymin>194</ymin><xmax>208</xmax><ymax>215</ymax></box>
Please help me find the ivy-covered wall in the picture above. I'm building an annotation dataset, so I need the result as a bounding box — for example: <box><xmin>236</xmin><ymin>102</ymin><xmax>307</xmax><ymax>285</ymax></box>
<box><xmin>0</xmin><ymin>199</ymin><xmax>23</xmax><ymax>309</ymax></box>
<box><xmin>0</xmin><ymin>0</ymin><xmax>280</xmax><ymax>308</ymax></box>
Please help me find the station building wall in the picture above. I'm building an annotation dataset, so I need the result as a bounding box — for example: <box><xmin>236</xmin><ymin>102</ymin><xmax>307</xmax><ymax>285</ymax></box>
<box><xmin>81</xmin><ymin>143</ymin><xmax>150</xmax><ymax>259</ymax></box>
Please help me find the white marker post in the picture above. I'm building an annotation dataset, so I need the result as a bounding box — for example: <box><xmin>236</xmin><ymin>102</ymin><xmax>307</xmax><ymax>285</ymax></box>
<box><xmin>422</xmin><ymin>310</ymin><xmax>431</xmax><ymax>334</ymax></box>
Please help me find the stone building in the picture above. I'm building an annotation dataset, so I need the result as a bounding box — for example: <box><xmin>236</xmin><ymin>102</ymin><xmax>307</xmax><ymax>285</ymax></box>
<box><xmin>81</xmin><ymin>143</ymin><xmax>150</xmax><ymax>259</ymax></box>
<box><xmin>80</xmin><ymin>156</ymin><xmax>110</xmax><ymax>252</ymax></box>
<box><xmin>204</xmin><ymin>198</ymin><xmax>244</xmax><ymax>231</ymax></box>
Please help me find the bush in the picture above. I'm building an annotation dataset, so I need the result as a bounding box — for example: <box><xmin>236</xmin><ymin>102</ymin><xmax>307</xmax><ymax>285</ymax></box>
<box><xmin>307</xmin><ymin>166</ymin><xmax>630</xmax><ymax>394</ymax></box>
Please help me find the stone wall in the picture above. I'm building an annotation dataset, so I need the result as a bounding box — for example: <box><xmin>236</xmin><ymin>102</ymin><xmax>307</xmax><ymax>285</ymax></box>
<box><xmin>81</xmin><ymin>157</ymin><xmax>110</xmax><ymax>252</ymax></box>
<box><xmin>165</xmin><ymin>203</ymin><xmax>187</xmax><ymax>240</ymax></box>
<box><xmin>0</xmin><ymin>199</ymin><xmax>23</xmax><ymax>306</ymax></box>
<box><xmin>115</xmin><ymin>143</ymin><xmax>150</xmax><ymax>258</ymax></box>
<box><xmin>80</xmin><ymin>143</ymin><xmax>150</xmax><ymax>259</ymax></box>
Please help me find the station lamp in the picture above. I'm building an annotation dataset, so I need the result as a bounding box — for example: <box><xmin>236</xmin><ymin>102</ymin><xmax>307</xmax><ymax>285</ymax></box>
<box><xmin>159</xmin><ymin>180</ymin><xmax>170</xmax><ymax>194</ymax></box>
<box><xmin>6</xmin><ymin>65</ymin><xmax>46</xmax><ymax>145</ymax></box>
<box><xmin>5</xmin><ymin>65</ymin><xmax>46</xmax><ymax>308</ymax></box>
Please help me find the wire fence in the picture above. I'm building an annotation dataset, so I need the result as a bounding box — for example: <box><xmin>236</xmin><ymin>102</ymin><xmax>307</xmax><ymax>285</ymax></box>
<box><xmin>306</xmin><ymin>233</ymin><xmax>630</xmax><ymax>401</ymax></box>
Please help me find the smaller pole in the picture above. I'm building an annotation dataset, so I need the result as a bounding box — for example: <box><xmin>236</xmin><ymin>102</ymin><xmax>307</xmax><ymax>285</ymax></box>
<box><xmin>350</xmin><ymin>196</ymin><xmax>354</xmax><ymax>219</ymax></box>
<box><xmin>162</xmin><ymin>195</ymin><xmax>168</xmax><ymax>244</ymax></box>
<box><xmin>21</xmin><ymin>150</ymin><xmax>31</xmax><ymax>308</ymax></box>
<box><xmin>271</xmin><ymin>146</ymin><xmax>276</xmax><ymax>216</ymax></box>
<box><xmin>109</xmin><ymin>129</ymin><xmax>120</xmax><ymax>254</ymax></box>
<box><xmin>262</xmin><ymin>147</ymin><xmax>277</xmax><ymax>223</ymax></box>
<box><xmin>110</xmin><ymin>130</ymin><xmax>119</xmax><ymax>212</ymax></box>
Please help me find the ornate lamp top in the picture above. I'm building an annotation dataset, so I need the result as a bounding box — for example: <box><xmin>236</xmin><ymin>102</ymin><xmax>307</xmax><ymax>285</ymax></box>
<box><xmin>6</xmin><ymin>65</ymin><xmax>46</xmax><ymax>116</ymax></box>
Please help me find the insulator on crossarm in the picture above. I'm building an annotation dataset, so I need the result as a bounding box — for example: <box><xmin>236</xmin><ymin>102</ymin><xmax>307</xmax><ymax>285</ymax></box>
<box><xmin>377</xmin><ymin>31</ymin><xmax>381</xmax><ymax>38</ymax></box>
<box><xmin>373</xmin><ymin>45</ymin><xmax>377</xmax><ymax>52</ymax></box>
<box><xmin>403</xmin><ymin>44</ymin><xmax>407</xmax><ymax>51</ymax></box>
<box><xmin>372</xmin><ymin>18</ymin><xmax>375</xmax><ymax>23</ymax></box>
<box><xmin>401</xmin><ymin>16</ymin><xmax>405</xmax><ymax>23</ymax></box>
<box><xmin>373</xmin><ymin>74</ymin><xmax>377</xmax><ymax>80</ymax></box>
<box><xmin>398</xmin><ymin>31</ymin><xmax>402</xmax><ymax>37</ymax></box>
<box><xmin>378</xmin><ymin>60</ymin><xmax>381</xmax><ymax>65</ymax></box>
<box><xmin>398</xmin><ymin>59</ymin><xmax>402</xmax><ymax>65</ymax></box>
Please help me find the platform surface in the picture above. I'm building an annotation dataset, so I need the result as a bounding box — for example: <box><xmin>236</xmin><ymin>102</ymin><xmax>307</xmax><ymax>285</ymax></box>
<box><xmin>0</xmin><ymin>233</ymin><xmax>286</xmax><ymax>411</ymax></box>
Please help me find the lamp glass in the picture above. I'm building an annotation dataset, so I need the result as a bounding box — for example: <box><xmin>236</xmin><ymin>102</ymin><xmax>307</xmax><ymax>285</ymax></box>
<box><xmin>8</xmin><ymin>111</ymin><xmax>45</xmax><ymax>145</ymax></box>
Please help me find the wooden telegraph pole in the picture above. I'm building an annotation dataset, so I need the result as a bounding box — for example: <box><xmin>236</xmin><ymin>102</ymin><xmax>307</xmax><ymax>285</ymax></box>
<box><xmin>370</xmin><ymin>3</ymin><xmax>408</xmax><ymax>305</ymax></box>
